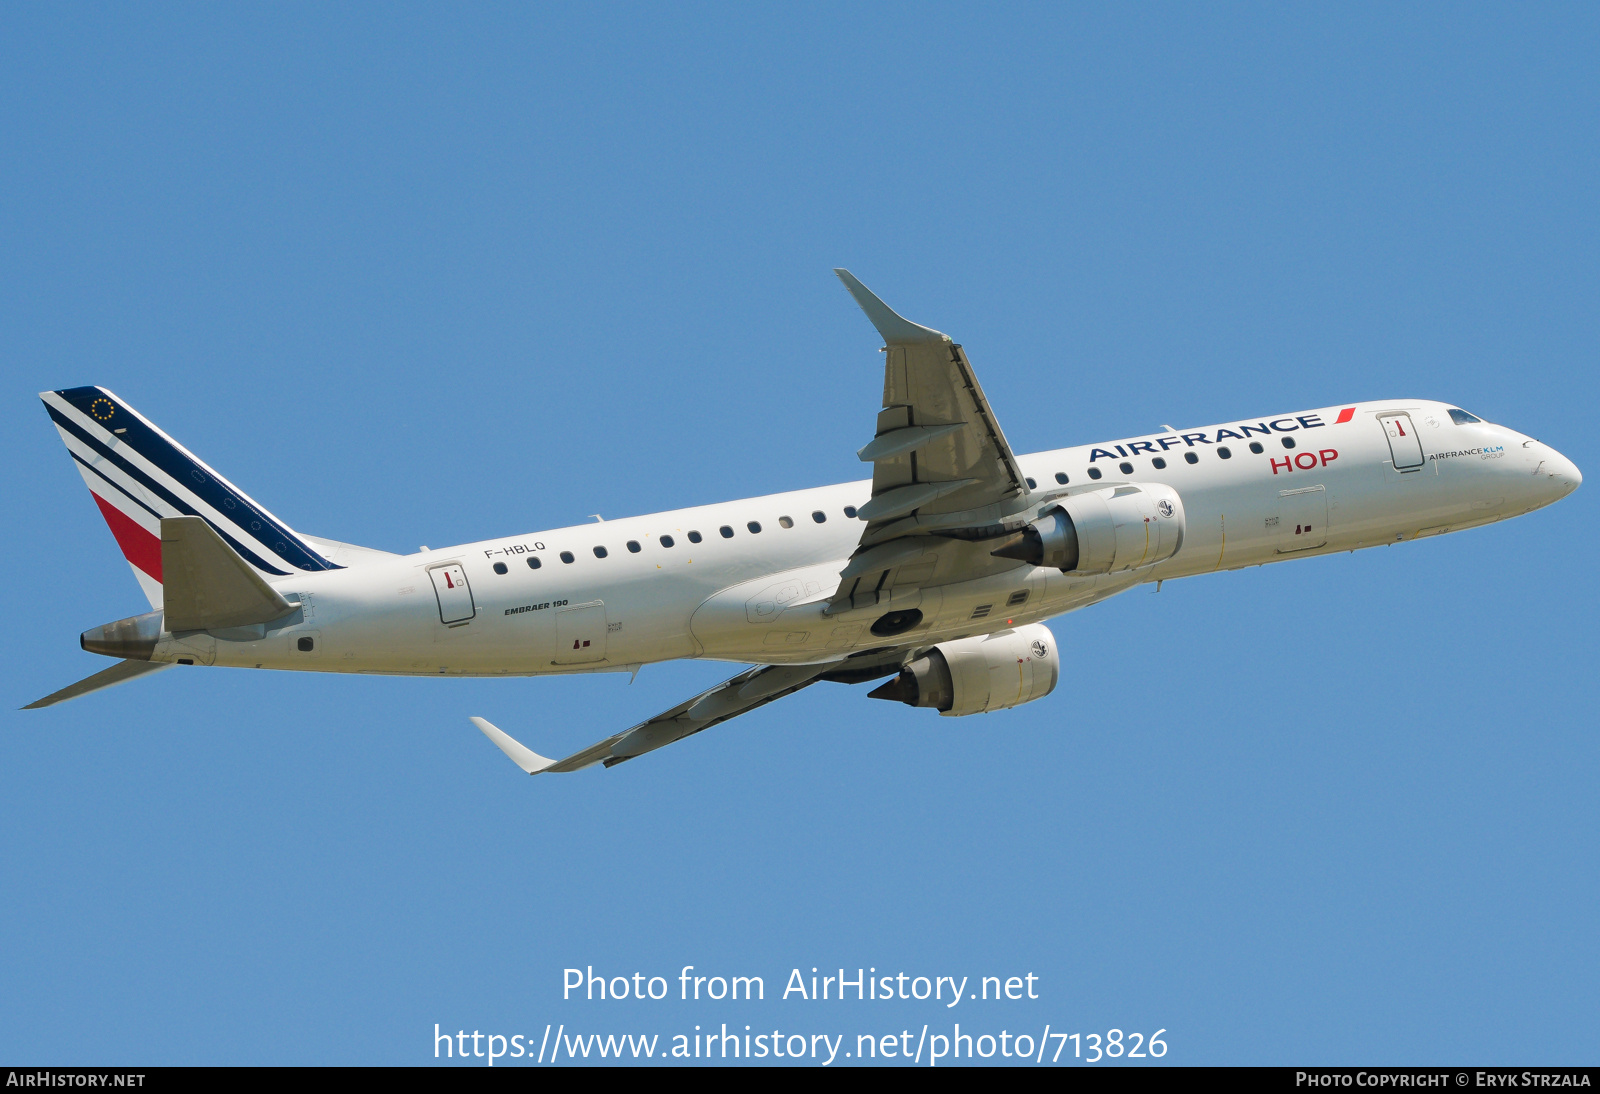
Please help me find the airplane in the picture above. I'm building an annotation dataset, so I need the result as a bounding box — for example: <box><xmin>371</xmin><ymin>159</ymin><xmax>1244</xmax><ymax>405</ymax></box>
<box><xmin>27</xmin><ymin>270</ymin><xmax>1582</xmax><ymax>776</ymax></box>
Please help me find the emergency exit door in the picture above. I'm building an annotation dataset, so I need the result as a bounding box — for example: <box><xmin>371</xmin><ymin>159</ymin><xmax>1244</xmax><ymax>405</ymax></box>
<box><xmin>555</xmin><ymin>601</ymin><xmax>607</xmax><ymax>664</ymax></box>
<box><xmin>428</xmin><ymin>563</ymin><xmax>476</xmax><ymax>624</ymax></box>
<box><xmin>1379</xmin><ymin>413</ymin><xmax>1425</xmax><ymax>471</ymax></box>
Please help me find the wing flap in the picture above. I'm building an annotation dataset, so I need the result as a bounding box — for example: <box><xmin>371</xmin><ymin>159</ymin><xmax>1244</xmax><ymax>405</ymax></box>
<box><xmin>855</xmin><ymin>478</ymin><xmax>978</xmax><ymax>523</ymax></box>
<box><xmin>870</xmin><ymin>343</ymin><xmax>1027</xmax><ymax>518</ymax></box>
<box><xmin>856</xmin><ymin>422</ymin><xmax>967</xmax><ymax>463</ymax></box>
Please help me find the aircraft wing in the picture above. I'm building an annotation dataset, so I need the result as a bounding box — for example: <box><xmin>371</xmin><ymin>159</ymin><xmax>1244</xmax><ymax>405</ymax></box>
<box><xmin>836</xmin><ymin>269</ymin><xmax>1027</xmax><ymax>524</ymax></box>
<box><xmin>471</xmin><ymin>654</ymin><xmax>901</xmax><ymax>774</ymax></box>
<box><xmin>830</xmin><ymin>270</ymin><xmax>1035</xmax><ymax>611</ymax></box>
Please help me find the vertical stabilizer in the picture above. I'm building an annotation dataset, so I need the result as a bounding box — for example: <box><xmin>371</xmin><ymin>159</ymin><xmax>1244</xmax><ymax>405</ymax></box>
<box><xmin>39</xmin><ymin>387</ymin><xmax>341</xmax><ymax>608</ymax></box>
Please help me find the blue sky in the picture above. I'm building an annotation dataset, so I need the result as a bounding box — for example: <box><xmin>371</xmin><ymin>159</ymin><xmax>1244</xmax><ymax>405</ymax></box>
<box><xmin>2</xmin><ymin>3</ymin><xmax>1595</xmax><ymax>1066</ymax></box>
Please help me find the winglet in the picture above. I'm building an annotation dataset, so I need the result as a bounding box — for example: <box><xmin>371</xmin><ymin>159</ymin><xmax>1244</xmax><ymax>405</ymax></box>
<box><xmin>833</xmin><ymin>269</ymin><xmax>947</xmax><ymax>345</ymax></box>
<box><xmin>470</xmin><ymin>716</ymin><xmax>557</xmax><ymax>775</ymax></box>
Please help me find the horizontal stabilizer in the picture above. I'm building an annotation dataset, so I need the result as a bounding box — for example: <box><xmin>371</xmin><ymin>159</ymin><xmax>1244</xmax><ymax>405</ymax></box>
<box><xmin>23</xmin><ymin>658</ymin><xmax>170</xmax><ymax>709</ymax></box>
<box><xmin>471</xmin><ymin>717</ymin><xmax>557</xmax><ymax>774</ymax></box>
<box><xmin>162</xmin><ymin>516</ymin><xmax>297</xmax><ymax>631</ymax></box>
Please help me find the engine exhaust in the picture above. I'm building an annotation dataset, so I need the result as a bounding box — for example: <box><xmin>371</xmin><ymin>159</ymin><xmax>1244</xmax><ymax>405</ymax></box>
<box><xmin>867</xmin><ymin>649</ymin><xmax>955</xmax><ymax>712</ymax></box>
<box><xmin>990</xmin><ymin>507</ymin><xmax>1080</xmax><ymax>571</ymax></box>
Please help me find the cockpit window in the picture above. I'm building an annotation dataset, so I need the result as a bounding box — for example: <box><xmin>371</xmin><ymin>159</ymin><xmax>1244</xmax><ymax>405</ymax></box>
<box><xmin>1448</xmin><ymin>408</ymin><xmax>1483</xmax><ymax>425</ymax></box>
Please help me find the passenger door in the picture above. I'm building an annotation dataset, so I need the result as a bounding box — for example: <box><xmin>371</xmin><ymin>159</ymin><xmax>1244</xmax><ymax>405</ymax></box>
<box><xmin>428</xmin><ymin>563</ymin><xmax>476</xmax><ymax>624</ymax></box>
<box><xmin>1379</xmin><ymin>413</ymin><xmax>1425</xmax><ymax>471</ymax></box>
<box><xmin>555</xmin><ymin>601</ymin><xmax>607</xmax><ymax>664</ymax></box>
<box><xmin>1277</xmin><ymin>486</ymin><xmax>1328</xmax><ymax>553</ymax></box>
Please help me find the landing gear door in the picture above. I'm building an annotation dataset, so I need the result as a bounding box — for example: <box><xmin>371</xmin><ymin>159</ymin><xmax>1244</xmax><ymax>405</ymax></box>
<box><xmin>555</xmin><ymin>601</ymin><xmax>607</xmax><ymax>664</ymax></box>
<box><xmin>1379</xmin><ymin>413</ymin><xmax>1425</xmax><ymax>471</ymax></box>
<box><xmin>428</xmin><ymin>563</ymin><xmax>476</xmax><ymax>624</ymax></box>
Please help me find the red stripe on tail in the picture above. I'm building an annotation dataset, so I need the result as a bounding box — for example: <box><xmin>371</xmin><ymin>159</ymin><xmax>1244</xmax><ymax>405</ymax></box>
<box><xmin>91</xmin><ymin>492</ymin><xmax>162</xmax><ymax>582</ymax></box>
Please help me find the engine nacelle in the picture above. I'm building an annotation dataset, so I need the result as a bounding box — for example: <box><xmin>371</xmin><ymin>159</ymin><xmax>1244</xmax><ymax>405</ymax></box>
<box><xmin>868</xmin><ymin>623</ymin><xmax>1060</xmax><ymax>717</ymax></box>
<box><xmin>992</xmin><ymin>484</ymin><xmax>1186</xmax><ymax>574</ymax></box>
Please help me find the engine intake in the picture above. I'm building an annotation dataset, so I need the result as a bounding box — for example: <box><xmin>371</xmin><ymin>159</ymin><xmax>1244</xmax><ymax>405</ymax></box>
<box><xmin>992</xmin><ymin>484</ymin><xmax>1185</xmax><ymax>574</ymax></box>
<box><xmin>868</xmin><ymin>623</ymin><xmax>1060</xmax><ymax>717</ymax></box>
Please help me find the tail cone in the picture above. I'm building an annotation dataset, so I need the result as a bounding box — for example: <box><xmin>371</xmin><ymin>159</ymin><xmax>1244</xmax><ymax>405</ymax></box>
<box><xmin>80</xmin><ymin>610</ymin><xmax>163</xmax><ymax>660</ymax></box>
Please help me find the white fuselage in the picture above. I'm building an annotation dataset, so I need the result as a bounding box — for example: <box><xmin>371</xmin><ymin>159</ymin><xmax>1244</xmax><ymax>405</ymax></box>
<box><xmin>156</xmin><ymin>400</ymin><xmax>1579</xmax><ymax>677</ymax></box>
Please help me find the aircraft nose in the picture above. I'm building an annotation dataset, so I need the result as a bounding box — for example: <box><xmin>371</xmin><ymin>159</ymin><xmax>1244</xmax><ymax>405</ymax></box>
<box><xmin>1551</xmin><ymin>450</ymin><xmax>1582</xmax><ymax>491</ymax></box>
<box><xmin>1527</xmin><ymin>442</ymin><xmax>1581</xmax><ymax>502</ymax></box>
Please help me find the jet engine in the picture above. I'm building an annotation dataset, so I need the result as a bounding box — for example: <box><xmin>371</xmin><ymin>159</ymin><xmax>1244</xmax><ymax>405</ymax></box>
<box><xmin>868</xmin><ymin>623</ymin><xmax>1059</xmax><ymax>717</ymax></box>
<box><xmin>992</xmin><ymin>484</ymin><xmax>1186</xmax><ymax>574</ymax></box>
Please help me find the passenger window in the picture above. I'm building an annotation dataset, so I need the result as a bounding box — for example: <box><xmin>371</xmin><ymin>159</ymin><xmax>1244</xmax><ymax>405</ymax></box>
<box><xmin>560</xmin><ymin>551</ymin><xmax>575</xmax><ymax>563</ymax></box>
<box><xmin>660</xmin><ymin>535</ymin><xmax>675</xmax><ymax>548</ymax></box>
<box><xmin>1281</xmin><ymin>436</ymin><xmax>1296</xmax><ymax>449</ymax></box>
<box><xmin>779</xmin><ymin>516</ymin><xmax>793</xmax><ymax>529</ymax></box>
<box><xmin>1055</xmin><ymin>472</ymin><xmax>1068</xmax><ymax>484</ymax></box>
<box><xmin>1025</xmin><ymin>477</ymin><xmax>1037</xmax><ymax>489</ymax></box>
<box><xmin>1087</xmin><ymin>467</ymin><xmax>1103</xmax><ymax>480</ymax></box>
<box><xmin>527</xmin><ymin>556</ymin><xmax>542</xmax><ymax>569</ymax></box>
<box><xmin>1249</xmin><ymin>441</ymin><xmax>1264</xmax><ymax>454</ymax></box>
<box><xmin>493</xmin><ymin>561</ymin><xmax>508</xmax><ymax>575</ymax></box>
<box><xmin>844</xmin><ymin>506</ymin><xmax>858</xmax><ymax>518</ymax></box>
<box><xmin>1448</xmin><ymin>408</ymin><xmax>1483</xmax><ymax>425</ymax></box>
<box><xmin>1218</xmin><ymin>446</ymin><xmax>1232</xmax><ymax>459</ymax></box>
<box><xmin>1119</xmin><ymin>461</ymin><xmax>1134</xmax><ymax>475</ymax></box>
<box><xmin>297</xmin><ymin>637</ymin><xmax>314</xmax><ymax>652</ymax></box>
<box><xmin>687</xmin><ymin>530</ymin><xmax>702</xmax><ymax>543</ymax></box>
<box><xmin>747</xmin><ymin>521</ymin><xmax>762</xmax><ymax>534</ymax></box>
<box><xmin>720</xmin><ymin>525</ymin><xmax>734</xmax><ymax>538</ymax></box>
<box><xmin>1152</xmin><ymin>457</ymin><xmax>1167</xmax><ymax>470</ymax></box>
<box><xmin>811</xmin><ymin>511</ymin><xmax>827</xmax><ymax>523</ymax></box>
<box><xmin>593</xmin><ymin>546</ymin><xmax>608</xmax><ymax>558</ymax></box>
<box><xmin>1184</xmin><ymin>452</ymin><xmax>1199</xmax><ymax>465</ymax></box>
<box><xmin>626</xmin><ymin>540</ymin><xmax>641</xmax><ymax>553</ymax></box>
